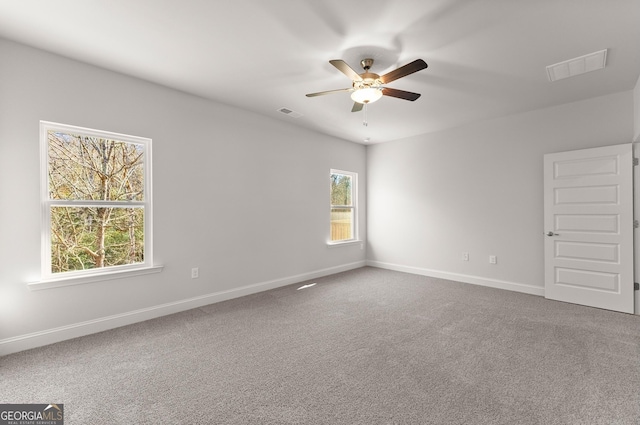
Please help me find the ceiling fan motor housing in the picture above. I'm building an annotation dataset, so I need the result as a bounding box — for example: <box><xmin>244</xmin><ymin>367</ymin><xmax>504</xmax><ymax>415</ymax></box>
<box><xmin>353</xmin><ymin>59</ymin><xmax>382</xmax><ymax>92</ymax></box>
<box><xmin>353</xmin><ymin>74</ymin><xmax>382</xmax><ymax>90</ymax></box>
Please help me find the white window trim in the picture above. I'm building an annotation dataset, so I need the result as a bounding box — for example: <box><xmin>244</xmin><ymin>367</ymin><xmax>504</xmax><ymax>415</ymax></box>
<box><xmin>37</xmin><ymin>121</ymin><xmax>159</xmax><ymax>287</ymax></box>
<box><xmin>328</xmin><ymin>168</ymin><xmax>358</xmax><ymax>245</ymax></box>
<box><xmin>28</xmin><ymin>265</ymin><xmax>164</xmax><ymax>291</ymax></box>
<box><xmin>327</xmin><ymin>239</ymin><xmax>362</xmax><ymax>248</ymax></box>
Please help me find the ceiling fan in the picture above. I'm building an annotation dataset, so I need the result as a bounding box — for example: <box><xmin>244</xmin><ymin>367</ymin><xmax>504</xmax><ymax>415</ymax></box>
<box><xmin>306</xmin><ymin>58</ymin><xmax>428</xmax><ymax>112</ymax></box>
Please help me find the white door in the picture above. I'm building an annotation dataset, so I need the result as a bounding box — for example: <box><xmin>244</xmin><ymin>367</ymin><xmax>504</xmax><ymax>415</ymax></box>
<box><xmin>544</xmin><ymin>143</ymin><xmax>634</xmax><ymax>313</ymax></box>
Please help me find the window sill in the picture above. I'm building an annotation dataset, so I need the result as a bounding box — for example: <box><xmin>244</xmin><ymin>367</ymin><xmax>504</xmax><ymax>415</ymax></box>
<box><xmin>28</xmin><ymin>265</ymin><xmax>164</xmax><ymax>291</ymax></box>
<box><xmin>327</xmin><ymin>240</ymin><xmax>363</xmax><ymax>248</ymax></box>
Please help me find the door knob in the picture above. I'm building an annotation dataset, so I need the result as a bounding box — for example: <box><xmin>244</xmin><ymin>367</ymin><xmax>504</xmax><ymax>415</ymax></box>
<box><xmin>546</xmin><ymin>231</ymin><xmax>558</xmax><ymax>236</ymax></box>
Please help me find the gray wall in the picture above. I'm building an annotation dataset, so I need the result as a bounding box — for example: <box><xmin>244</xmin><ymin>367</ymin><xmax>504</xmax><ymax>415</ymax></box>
<box><xmin>0</xmin><ymin>40</ymin><xmax>366</xmax><ymax>353</ymax></box>
<box><xmin>367</xmin><ymin>90</ymin><xmax>634</xmax><ymax>294</ymax></box>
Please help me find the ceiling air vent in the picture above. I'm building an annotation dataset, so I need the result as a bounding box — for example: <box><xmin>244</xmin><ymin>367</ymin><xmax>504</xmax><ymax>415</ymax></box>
<box><xmin>278</xmin><ymin>107</ymin><xmax>303</xmax><ymax>118</ymax></box>
<box><xmin>546</xmin><ymin>49</ymin><xmax>607</xmax><ymax>82</ymax></box>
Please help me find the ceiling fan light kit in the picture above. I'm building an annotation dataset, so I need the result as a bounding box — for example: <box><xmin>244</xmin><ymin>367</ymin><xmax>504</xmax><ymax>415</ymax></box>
<box><xmin>306</xmin><ymin>58</ymin><xmax>428</xmax><ymax>112</ymax></box>
<box><xmin>351</xmin><ymin>87</ymin><xmax>383</xmax><ymax>104</ymax></box>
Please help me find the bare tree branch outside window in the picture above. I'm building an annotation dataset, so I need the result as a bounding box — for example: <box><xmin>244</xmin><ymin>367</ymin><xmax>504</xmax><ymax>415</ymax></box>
<box><xmin>47</xmin><ymin>131</ymin><xmax>145</xmax><ymax>273</ymax></box>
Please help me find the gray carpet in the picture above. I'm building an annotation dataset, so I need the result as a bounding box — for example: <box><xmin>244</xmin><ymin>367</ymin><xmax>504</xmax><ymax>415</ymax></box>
<box><xmin>2</xmin><ymin>267</ymin><xmax>640</xmax><ymax>424</ymax></box>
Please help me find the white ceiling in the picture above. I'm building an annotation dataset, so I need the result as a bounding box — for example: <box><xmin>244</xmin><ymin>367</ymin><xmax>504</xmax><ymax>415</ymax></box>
<box><xmin>1</xmin><ymin>0</ymin><xmax>639</xmax><ymax>144</ymax></box>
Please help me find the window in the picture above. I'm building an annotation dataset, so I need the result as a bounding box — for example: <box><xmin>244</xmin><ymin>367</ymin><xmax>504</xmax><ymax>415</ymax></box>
<box><xmin>39</xmin><ymin>121</ymin><xmax>154</xmax><ymax>282</ymax></box>
<box><xmin>330</xmin><ymin>169</ymin><xmax>357</xmax><ymax>243</ymax></box>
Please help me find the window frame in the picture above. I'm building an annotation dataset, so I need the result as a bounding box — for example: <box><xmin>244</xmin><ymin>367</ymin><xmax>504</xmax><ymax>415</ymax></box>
<box><xmin>328</xmin><ymin>169</ymin><xmax>358</xmax><ymax>245</ymax></box>
<box><xmin>34</xmin><ymin>121</ymin><xmax>158</xmax><ymax>289</ymax></box>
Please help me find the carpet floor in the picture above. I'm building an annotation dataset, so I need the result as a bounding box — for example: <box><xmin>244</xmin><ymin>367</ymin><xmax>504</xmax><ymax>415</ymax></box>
<box><xmin>1</xmin><ymin>267</ymin><xmax>640</xmax><ymax>424</ymax></box>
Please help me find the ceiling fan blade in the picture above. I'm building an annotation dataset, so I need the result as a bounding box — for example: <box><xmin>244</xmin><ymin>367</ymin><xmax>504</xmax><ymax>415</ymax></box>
<box><xmin>382</xmin><ymin>87</ymin><xmax>421</xmax><ymax>101</ymax></box>
<box><xmin>306</xmin><ymin>88</ymin><xmax>352</xmax><ymax>97</ymax></box>
<box><xmin>329</xmin><ymin>59</ymin><xmax>363</xmax><ymax>81</ymax></box>
<box><xmin>379</xmin><ymin>59</ymin><xmax>428</xmax><ymax>84</ymax></box>
<box><xmin>351</xmin><ymin>102</ymin><xmax>363</xmax><ymax>112</ymax></box>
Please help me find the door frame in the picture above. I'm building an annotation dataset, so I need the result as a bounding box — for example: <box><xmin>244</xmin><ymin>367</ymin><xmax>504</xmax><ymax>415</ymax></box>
<box><xmin>634</xmin><ymin>142</ymin><xmax>640</xmax><ymax>315</ymax></box>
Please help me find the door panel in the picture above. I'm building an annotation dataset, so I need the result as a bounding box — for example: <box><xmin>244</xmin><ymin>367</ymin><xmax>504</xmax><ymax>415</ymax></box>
<box><xmin>544</xmin><ymin>144</ymin><xmax>634</xmax><ymax>313</ymax></box>
<box><xmin>554</xmin><ymin>185</ymin><xmax>618</xmax><ymax>204</ymax></box>
<box><xmin>555</xmin><ymin>268</ymin><xmax>618</xmax><ymax>292</ymax></box>
<box><xmin>555</xmin><ymin>214</ymin><xmax>618</xmax><ymax>233</ymax></box>
<box><xmin>555</xmin><ymin>241</ymin><xmax>618</xmax><ymax>262</ymax></box>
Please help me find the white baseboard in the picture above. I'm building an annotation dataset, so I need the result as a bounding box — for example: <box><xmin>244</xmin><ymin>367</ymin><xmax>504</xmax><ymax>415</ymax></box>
<box><xmin>0</xmin><ymin>261</ymin><xmax>366</xmax><ymax>356</ymax></box>
<box><xmin>366</xmin><ymin>260</ymin><xmax>545</xmax><ymax>297</ymax></box>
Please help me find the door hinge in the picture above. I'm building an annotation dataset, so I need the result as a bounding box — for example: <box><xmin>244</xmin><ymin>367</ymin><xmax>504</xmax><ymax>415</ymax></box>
<box><xmin>635</xmin><ymin>282</ymin><xmax>639</xmax><ymax>291</ymax></box>
<box><xmin>634</xmin><ymin>158</ymin><xmax>639</xmax><ymax>166</ymax></box>
<box><xmin>635</xmin><ymin>220</ymin><xmax>639</xmax><ymax>229</ymax></box>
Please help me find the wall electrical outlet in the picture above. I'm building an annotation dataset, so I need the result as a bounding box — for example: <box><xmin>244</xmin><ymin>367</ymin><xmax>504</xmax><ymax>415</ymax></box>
<box><xmin>489</xmin><ymin>255</ymin><xmax>497</xmax><ymax>264</ymax></box>
<box><xmin>462</xmin><ymin>252</ymin><xmax>469</xmax><ymax>261</ymax></box>
<box><xmin>191</xmin><ymin>267</ymin><xmax>199</xmax><ymax>279</ymax></box>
